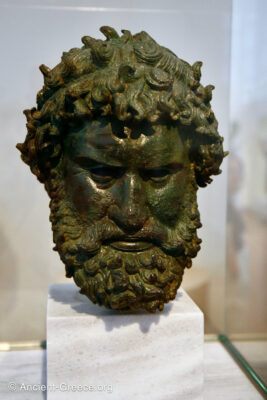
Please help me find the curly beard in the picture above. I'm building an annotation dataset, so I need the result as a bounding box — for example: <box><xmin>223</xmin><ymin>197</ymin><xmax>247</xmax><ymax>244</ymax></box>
<box><xmin>48</xmin><ymin>169</ymin><xmax>201</xmax><ymax>312</ymax></box>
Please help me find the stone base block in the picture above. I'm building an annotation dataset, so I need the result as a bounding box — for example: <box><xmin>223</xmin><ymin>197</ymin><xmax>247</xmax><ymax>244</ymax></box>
<box><xmin>47</xmin><ymin>283</ymin><xmax>203</xmax><ymax>399</ymax></box>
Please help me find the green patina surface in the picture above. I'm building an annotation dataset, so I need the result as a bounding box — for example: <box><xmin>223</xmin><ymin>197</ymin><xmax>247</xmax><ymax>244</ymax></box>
<box><xmin>17</xmin><ymin>26</ymin><xmax>227</xmax><ymax>312</ymax></box>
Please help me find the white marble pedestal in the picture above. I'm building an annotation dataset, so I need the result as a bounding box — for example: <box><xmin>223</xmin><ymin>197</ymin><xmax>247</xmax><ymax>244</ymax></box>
<box><xmin>47</xmin><ymin>283</ymin><xmax>204</xmax><ymax>400</ymax></box>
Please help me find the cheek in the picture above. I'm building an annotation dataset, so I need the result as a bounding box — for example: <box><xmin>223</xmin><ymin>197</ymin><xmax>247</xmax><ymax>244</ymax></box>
<box><xmin>147</xmin><ymin>171</ymin><xmax>189</xmax><ymax>224</ymax></box>
<box><xmin>65</xmin><ymin>171</ymin><xmax>112</xmax><ymax>222</ymax></box>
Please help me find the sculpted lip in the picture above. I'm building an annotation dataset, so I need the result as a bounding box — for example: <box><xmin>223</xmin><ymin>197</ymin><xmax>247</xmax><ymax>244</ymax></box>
<box><xmin>110</xmin><ymin>239</ymin><xmax>153</xmax><ymax>252</ymax></box>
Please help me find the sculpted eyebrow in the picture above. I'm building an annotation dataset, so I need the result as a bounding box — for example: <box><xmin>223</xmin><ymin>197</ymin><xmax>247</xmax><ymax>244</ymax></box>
<box><xmin>73</xmin><ymin>156</ymin><xmax>98</xmax><ymax>167</ymax></box>
<box><xmin>143</xmin><ymin>162</ymin><xmax>184</xmax><ymax>171</ymax></box>
<box><xmin>73</xmin><ymin>156</ymin><xmax>122</xmax><ymax>168</ymax></box>
<box><xmin>167</xmin><ymin>162</ymin><xmax>184</xmax><ymax>171</ymax></box>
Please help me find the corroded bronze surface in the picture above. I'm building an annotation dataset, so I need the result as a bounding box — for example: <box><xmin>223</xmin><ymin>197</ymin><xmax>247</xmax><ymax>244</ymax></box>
<box><xmin>17</xmin><ymin>27</ymin><xmax>227</xmax><ymax>312</ymax></box>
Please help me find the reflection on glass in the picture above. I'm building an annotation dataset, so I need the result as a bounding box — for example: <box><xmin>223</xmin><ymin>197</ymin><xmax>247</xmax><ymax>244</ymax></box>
<box><xmin>226</xmin><ymin>0</ymin><xmax>267</xmax><ymax>386</ymax></box>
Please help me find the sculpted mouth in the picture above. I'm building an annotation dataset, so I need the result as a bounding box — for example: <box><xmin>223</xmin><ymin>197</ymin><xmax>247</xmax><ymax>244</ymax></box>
<box><xmin>109</xmin><ymin>239</ymin><xmax>153</xmax><ymax>252</ymax></box>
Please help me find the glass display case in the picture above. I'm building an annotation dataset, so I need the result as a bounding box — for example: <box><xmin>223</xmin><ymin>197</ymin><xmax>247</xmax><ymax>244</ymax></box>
<box><xmin>224</xmin><ymin>0</ymin><xmax>267</xmax><ymax>392</ymax></box>
<box><xmin>0</xmin><ymin>0</ymin><xmax>266</xmax><ymax>396</ymax></box>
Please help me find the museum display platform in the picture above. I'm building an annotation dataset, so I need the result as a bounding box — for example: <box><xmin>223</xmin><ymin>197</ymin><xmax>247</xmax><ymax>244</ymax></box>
<box><xmin>47</xmin><ymin>284</ymin><xmax>204</xmax><ymax>400</ymax></box>
<box><xmin>0</xmin><ymin>342</ymin><xmax>263</xmax><ymax>399</ymax></box>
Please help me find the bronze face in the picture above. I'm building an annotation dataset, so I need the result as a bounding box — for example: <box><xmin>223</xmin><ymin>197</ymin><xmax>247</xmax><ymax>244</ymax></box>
<box><xmin>17</xmin><ymin>26</ymin><xmax>227</xmax><ymax>311</ymax></box>
<box><xmin>64</xmin><ymin>118</ymin><xmax>191</xmax><ymax>237</ymax></box>
<box><xmin>55</xmin><ymin>118</ymin><xmax>199</xmax><ymax>311</ymax></box>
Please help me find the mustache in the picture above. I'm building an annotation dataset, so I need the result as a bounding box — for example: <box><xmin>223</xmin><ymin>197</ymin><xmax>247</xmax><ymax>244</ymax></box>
<box><xmin>74</xmin><ymin>216</ymin><xmax>187</xmax><ymax>257</ymax></box>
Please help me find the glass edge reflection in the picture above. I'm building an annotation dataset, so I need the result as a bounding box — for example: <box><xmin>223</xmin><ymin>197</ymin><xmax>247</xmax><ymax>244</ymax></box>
<box><xmin>218</xmin><ymin>334</ymin><xmax>267</xmax><ymax>396</ymax></box>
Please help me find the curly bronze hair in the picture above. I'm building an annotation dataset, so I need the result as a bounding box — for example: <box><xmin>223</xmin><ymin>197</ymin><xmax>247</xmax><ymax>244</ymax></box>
<box><xmin>17</xmin><ymin>26</ymin><xmax>227</xmax><ymax>188</ymax></box>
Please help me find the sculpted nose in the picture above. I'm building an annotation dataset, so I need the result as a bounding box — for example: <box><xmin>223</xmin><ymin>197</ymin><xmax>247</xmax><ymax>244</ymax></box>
<box><xmin>108</xmin><ymin>173</ymin><xmax>148</xmax><ymax>234</ymax></box>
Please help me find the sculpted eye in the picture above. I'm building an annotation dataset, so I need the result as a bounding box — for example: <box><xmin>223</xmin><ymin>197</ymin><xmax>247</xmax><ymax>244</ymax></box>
<box><xmin>141</xmin><ymin>167</ymin><xmax>170</xmax><ymax>182</ymax></box>
<box><xmin>90</xmin><ymin>165</ymin><xmax>125</xmax><ymax>184</ymax></box>
<box><xmin>140</xmin><ymin>163</ymin><xmax>183</xmax><ymax>182</ymax></box>
<box><xmin>73</xmin><ymin>157</ymin><xmax>125</xmax><ymax>185</ymax></box>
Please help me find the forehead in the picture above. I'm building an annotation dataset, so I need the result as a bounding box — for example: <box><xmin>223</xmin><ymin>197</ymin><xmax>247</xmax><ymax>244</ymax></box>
<box><xmin>64</xmin><ymin>118</ymin><xmax>188</xmax><ymax>167</ymax></box>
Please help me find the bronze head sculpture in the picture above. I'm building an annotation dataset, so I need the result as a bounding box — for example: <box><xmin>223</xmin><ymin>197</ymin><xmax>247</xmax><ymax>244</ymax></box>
<box><xmin>17</xmin><ymin>26</ymin><xmax>227</xmax><ymax>312</ymax></box>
